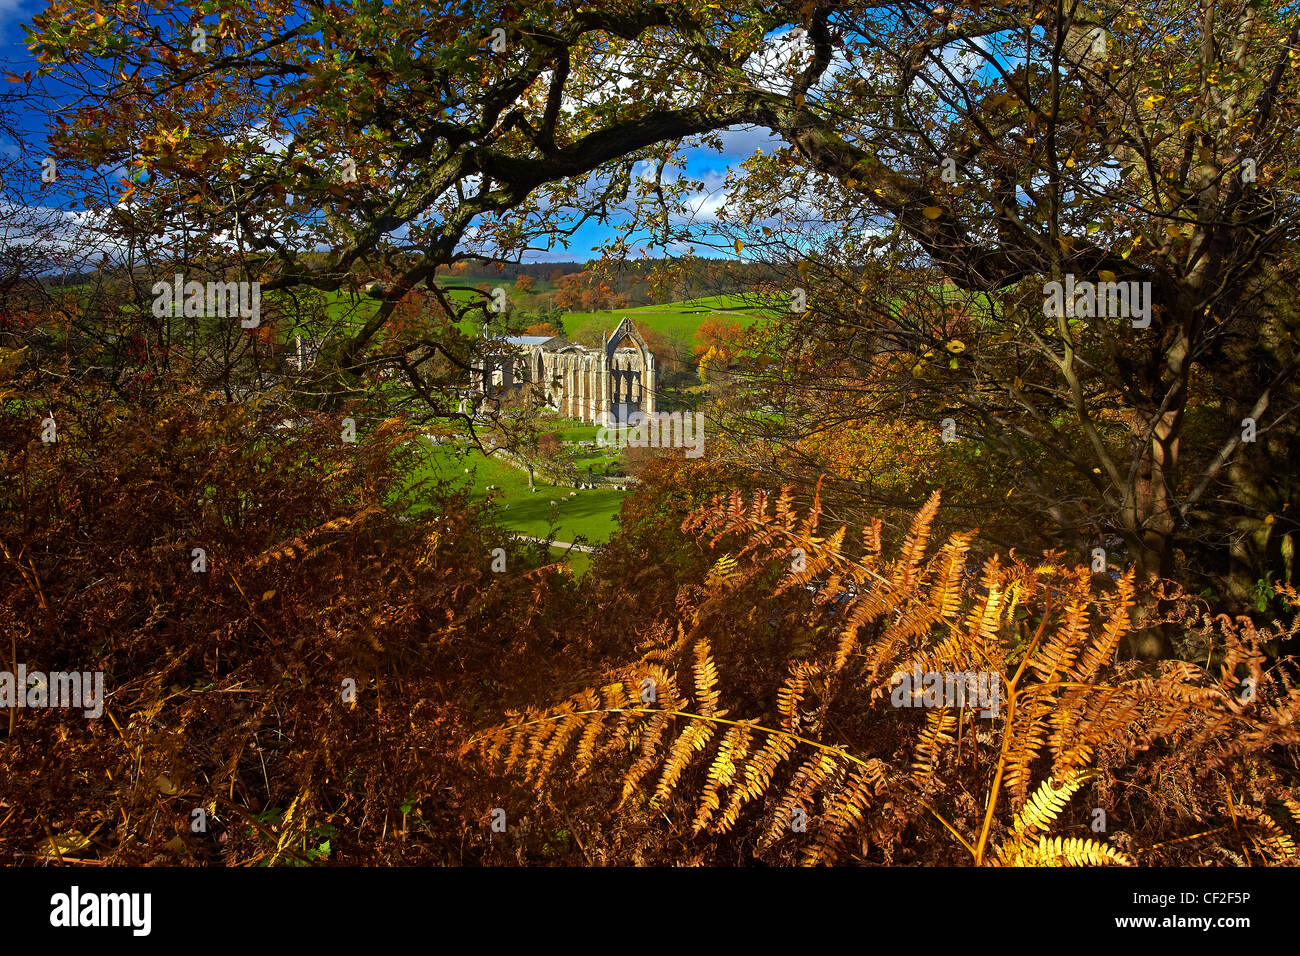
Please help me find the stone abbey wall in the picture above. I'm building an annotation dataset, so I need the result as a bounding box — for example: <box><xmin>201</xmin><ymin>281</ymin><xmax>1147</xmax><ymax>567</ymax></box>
<box><xmin>470</xmin><ymin>317</ymin><xmax>657</xmax><ymax>425</ymax></box>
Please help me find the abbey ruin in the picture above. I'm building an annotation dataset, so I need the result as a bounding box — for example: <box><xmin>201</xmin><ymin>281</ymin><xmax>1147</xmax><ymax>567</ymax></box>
<box><xmin>471</xmin><ymin>317</ymin><xmax>657</xmax><ymax>425</ymax></box>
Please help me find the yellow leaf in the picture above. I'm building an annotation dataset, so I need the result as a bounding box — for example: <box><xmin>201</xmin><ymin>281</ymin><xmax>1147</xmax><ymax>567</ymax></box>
<box><xmin>734</xmin><ymin>239</ymin><xmax>744</xmax><ymax>254</ymax></box>
<box><xmin>946</xmin><ymin>339</ymin><xmax>966</xmax><ymax>353</ymax></box>
<box><xmin>38</xmin><ymin>830</ymin><xmax>90</xmax><ymax>857</ymax></box>
<box><xmin>922</xmin><ymin>206</ymin><xmax>943</xmax><ymax>219</ymax></box>
<box><xmin>1098</xmin><ymin>270</ymin><xmax>1117</xmax><ymax>283</ymax></box>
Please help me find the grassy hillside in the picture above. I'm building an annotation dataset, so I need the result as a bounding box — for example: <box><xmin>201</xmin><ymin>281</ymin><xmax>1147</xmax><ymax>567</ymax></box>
<box><xmin>409</xmin><ymin>438</ymin><xmax>628</xmax><ymax>544</ymax></box>
<box><xmin>560</xmin><ymin>295</ymin><xmax>764</xmax><ymax>344</ymax></box>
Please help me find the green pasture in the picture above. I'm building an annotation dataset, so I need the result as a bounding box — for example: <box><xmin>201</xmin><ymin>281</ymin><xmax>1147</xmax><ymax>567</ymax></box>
<box><xmin>408</xmin><ymin>437</ymin><xmax>627</xmax><ymax>545</ymax></box>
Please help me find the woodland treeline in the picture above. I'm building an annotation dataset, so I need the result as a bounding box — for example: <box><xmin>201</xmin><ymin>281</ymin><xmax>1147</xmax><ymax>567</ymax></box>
<box><xmin>2</xmin><ymin>0</ymin><xmax>1299</xmax><ymax>866</ymax></box>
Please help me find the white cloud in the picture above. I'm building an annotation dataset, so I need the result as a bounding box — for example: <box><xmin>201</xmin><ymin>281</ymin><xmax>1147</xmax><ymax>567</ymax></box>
<box><xmin>678</xmin><ymin>170</ymin><xmax>730</xmax><ymax>224</ymax></box>
<box><xmin>743</xmin><ymin>26</ymin><xmax>816</xmax><ymax>95</ymax></box>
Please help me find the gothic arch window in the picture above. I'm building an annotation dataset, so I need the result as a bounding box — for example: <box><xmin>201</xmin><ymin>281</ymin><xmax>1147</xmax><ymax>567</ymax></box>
<box><xmin>605</xmin><ymin>318</ymin><xmax>650</xmax><ymax>369</ymax></box>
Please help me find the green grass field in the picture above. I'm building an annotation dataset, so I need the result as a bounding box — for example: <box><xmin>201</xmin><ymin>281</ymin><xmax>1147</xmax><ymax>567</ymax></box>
<box><xmin>549</xmin><ymin>545</ymin><xmax>592</xmax><ymax>577</ymax></box>
<box><xmin>559</xmin><ymin>295</ymin><xmax>765</xmax><ymax>344</ymax></box>
<box><xmin>408</xmin><ymin>438</ymin><xmax>627</xmax><ymax>545</ymax></box>
<box><xmin>151</xmin><ymin>281</ymin><xmax>767</xmax><ymax>352</ymax></box>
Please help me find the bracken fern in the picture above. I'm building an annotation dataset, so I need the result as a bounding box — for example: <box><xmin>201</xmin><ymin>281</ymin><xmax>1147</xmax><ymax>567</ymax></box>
<box><xmin>467</xmin><ymin>488</ymin><xmax>1300</xmax><ymax>865</ymax></box>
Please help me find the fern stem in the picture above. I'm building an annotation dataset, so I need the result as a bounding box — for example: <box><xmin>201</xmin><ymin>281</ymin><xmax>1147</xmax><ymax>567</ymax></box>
<box><xmin>974</xmin><ymin>595</ymin><xmax>1053</xmax><ymax>865</ymax></box>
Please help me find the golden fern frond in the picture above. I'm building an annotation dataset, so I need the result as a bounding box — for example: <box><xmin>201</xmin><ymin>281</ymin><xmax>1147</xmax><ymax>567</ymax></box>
<box><xmin>911</xmin><ymin>709</ymin><xmax>958</xmax><ymax>786</ymax></box>
<box><xmin>692</xmin><ymin>640</ymin><xmax>722</xmax><ymax>717</ymax></box>
<box><xmin>718</xmin><ymin>731</ymin><xmax>799</xmax><ymax>833</ymax></box>
<box><xmin>905</xmin><ymin>623</ymin><xmax>1001</xmax><ymax>689</ymax></box>
<box><xmin>997</xmin><ymin>835</ymin><xmax>1132</xmax><ymax>866</ymax></box>
<box><xmin>1068</xmin><ymin>570</ymin><xmax>1135</xmax><ymax>682</ymax></box>
<box><xmin>651</xmin><ymin>720</ymin><xmax>715</xmax><ymax>808</ymax></box>
<box><xmin>776</xmin><ymin>525</ymin><xmax>849</xmax><ymax>597</ymax></box>
<box><xmin>692</xmin><ymin>721</ymin><xmax>755</xmax><ymax>834</ymax></box>
<box><xmin>619</xmin><ymin>711</ymin><xmax>672</xmax><ymax>808</ymax></box>
<box><xmin>930</xmin><ymin>531</ymin><xmax>975</xmax><ymax>620</ymax></box>
<box><xmin>1238</xmin><ymin>804</ymin><xmax>1299</xmax><ymax>862</ymax></box>
<box><xmin>802</xmin><ymin>763</ymin><xmax>880</xmax><ymax>866</ymax></box>
<box><xmin>1012</xmin><ymin>772</ymin><xmax>1092</xmax><ymax>838</ymax></box>
<box><xmin>1002</xmin><ymin>697</ymin><xmax>1052</xmax><ymax>806</ymax></box>
<box><xmin>635</xmin><ymin>663</ymin><xmax>683</xmax><ymax>710</ymax></box>
<box><xmin>573</xmin><ymin>709</ymin><xmax>608</xmax><ymax>778</ymax></box>
<box><xmin>863</xmin><ymin>603</ymin><xmax>945</xmax><ymax>682</ymax></box>
<box><xmin>761</xmin><ymin>751</ymin><xmax>843</xmax><ymax>849</ymax></box>
<box><xmin>705</xmin><ymin>554</ymin><xmax>740</xmax><ymax>589</ymax></box>
<box><xmin>522</xmin><ymin>714</ymin><xmax>560</xmax><ymax>783</ymax></box>
<box><xmin>834</xmin><ymin>585</ymin><xmax>905</xmax><ymax>672</ymax></box>
<box><xmin>1029</xmin><ymin>598</ymin><xmax>1091</xmax><ymax>683</ymax></box>
<box><xmin>776</xmin><ymin>665</ymin><xmax>812</xmax><ymax>732</ymax></box>
<box><xmin>479</xmin><ymin>725</ymin><xmax>511</xmax><ymax>764</ymax></box>
<box><xmin>1045</xmin><ymin>688</ymin><xmax>1098</xmax><ymax>775</ymax></box>
<box><xmin>794</xmin><ymin>484</ymin><xmax>822</xmax><ymax>537</ymax></box>
<box><xmin>892</xmin><ymin>490</ymin><xmax>941</xmax><ymax>589</ymax></box>
<box><xmin>1282</xmin><ymin>796</ymin><xmax>1300</xmax><ymax>830</ymax></box>
<box><xmin>502</xmin><ymin>718</ymin><xmax>534</xmax><ymax>773</ymax></box>
<box><xmin>961</xmin><ymin>558</ymin><xmax>1005</xmax><ymax>647</ymax></box>
<box><xmin>862</xmin><ymin>516</ymin><xmax>883</xmax><ymax>562</ymax></box>
<box><xmin>247</xmin><ymin>505</ymin><xmax>384</xmax><ymax>568</ymax></box>
<box><xmin>533</xmin><ymin>712</ymin><xmax>586</xmax><ymax>786</ymax></box>
<box><xmin>469</xmin><ymin>492</ymin><xmax>1300</xmax><ymax>868</ymax></box>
